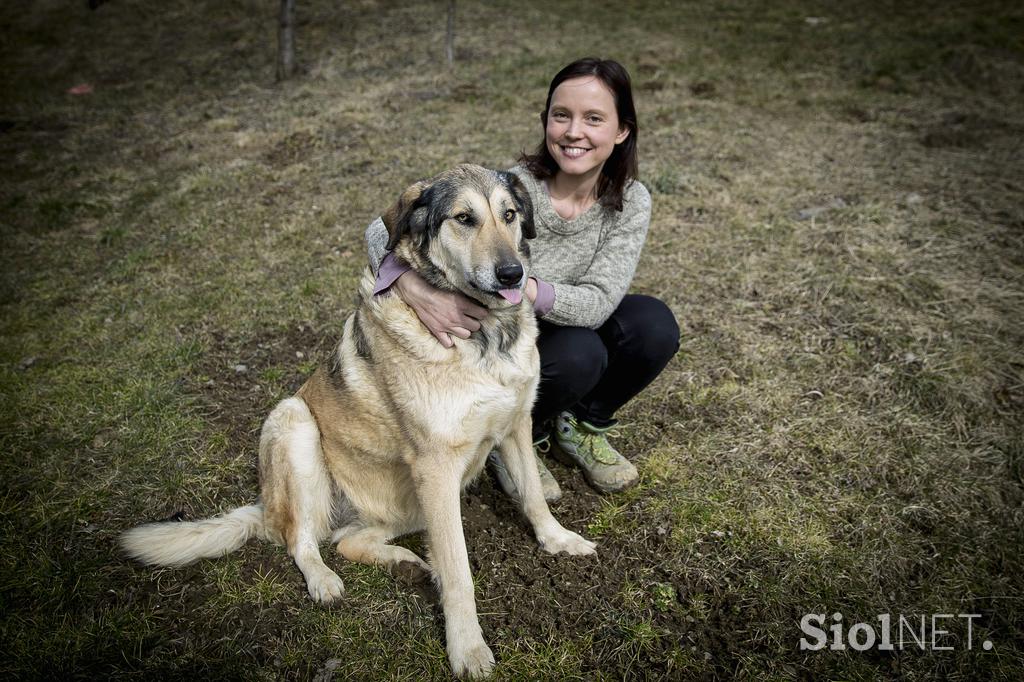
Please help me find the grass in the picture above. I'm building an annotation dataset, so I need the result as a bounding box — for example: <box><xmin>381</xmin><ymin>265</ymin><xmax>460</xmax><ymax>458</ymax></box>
<box><xmin>2</xmin><ymin>0</ymin><xmax>1023</xmax><ymax>679</ymax></box>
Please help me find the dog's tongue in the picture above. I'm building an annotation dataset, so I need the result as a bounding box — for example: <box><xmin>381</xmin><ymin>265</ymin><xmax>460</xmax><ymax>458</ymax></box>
<box><xmin>499</xmin><ymin>288</ymin><xmax>523</xmax><ymax>304</ymax></box>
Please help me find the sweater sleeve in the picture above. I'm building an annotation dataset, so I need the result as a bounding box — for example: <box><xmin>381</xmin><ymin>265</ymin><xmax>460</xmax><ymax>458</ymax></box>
<box><xmin>532</xmin><ymin>277</ymin><xmax>555</xmax><ymax>316</ymax></box>
<box><xmin>543</xmin><ymin>183</ymin><xmax>652</xmax><ymax>329</ymax></box>
<box><xmin>365</xmin><ymin>216</ymin><xmax>389</xmax><ymax>274</ymax></box>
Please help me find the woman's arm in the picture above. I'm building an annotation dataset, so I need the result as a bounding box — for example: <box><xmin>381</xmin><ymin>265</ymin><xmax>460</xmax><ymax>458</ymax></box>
<box><xmin>541</xmin><ymin>183</ymin><xmax>652</xmax><ymax>329</ymax></box>
<box><xmin>392</xmin><ymin>271</ymin><xmax>489</xmax><ymax>347</ymax></box>
<box><xmin>365</xmin><ymin>217</ymin><xmax>390</xmax><ymax>274</ymax></box>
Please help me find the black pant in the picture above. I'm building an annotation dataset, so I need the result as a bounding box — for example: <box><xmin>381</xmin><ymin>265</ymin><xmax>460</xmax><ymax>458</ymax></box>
<box><xmin>532</xmin><ymin>294</ymin><xmax>680</xmax><ymax>437</ymax></box>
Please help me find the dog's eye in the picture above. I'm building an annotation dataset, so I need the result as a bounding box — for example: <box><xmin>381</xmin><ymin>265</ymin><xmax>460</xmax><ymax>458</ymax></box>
<box><xmin>454</xmin><ymin>213</ymin><xmax>471</xmax><ymax>225</ymax></box>
<box><xmin>504</xmin><ymin>209</ymin><xmax>516</xmax><ymax>223</ymax></box>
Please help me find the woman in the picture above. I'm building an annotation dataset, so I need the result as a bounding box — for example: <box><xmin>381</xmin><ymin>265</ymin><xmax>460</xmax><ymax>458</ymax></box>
<box><xmin>365</xmin><ymin>57</ymin><xmax>679</xmax><ymax>501</ymax></box>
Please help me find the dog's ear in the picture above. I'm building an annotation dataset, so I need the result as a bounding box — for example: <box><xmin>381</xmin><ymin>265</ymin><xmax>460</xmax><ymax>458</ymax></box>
<box><xmin>504</xmin><ymin>173</ymin><xmax>536</xmax><ymax>239</ymax></box>
<box><xmin>382</xmin><ymin>179</ymin><xmax>431</xmax><ymax>250</ymax></box>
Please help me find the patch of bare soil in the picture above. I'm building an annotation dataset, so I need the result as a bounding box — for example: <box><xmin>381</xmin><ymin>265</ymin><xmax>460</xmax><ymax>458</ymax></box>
<box><xmin>460</xmin><ymin>475</ymin><xmax>723</xmax><ymax>675</ymax></box>
<box><xmin>188</xmin><ymin>321</ymin><xmax>332</xmax><ymax>447</ymax></box>
<box><xmin>265</xmin><ymin>130</ymin><xmax>320</xmax><ymax>169</ymax></box>
<box><xmin>918</xmin><ymin>110</ymin><xmax>1022</xmax><ymax>148</ymax></box>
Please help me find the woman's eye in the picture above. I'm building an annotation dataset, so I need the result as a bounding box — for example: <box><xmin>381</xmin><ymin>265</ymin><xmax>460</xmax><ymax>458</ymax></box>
<box><xmin>504</xmin><ymin>209</ymin><xmax>516</xmax><ymax>223</ymax></box>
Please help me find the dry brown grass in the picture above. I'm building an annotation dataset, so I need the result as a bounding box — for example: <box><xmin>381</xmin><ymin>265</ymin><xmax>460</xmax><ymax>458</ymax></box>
<box><xmin>2</xmin><ymin>0</ymin><xmax>1022</xmax><ymax>679</ymax></box>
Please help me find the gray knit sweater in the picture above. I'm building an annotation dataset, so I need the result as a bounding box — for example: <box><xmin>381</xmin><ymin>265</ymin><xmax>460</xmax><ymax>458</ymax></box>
<box><xmin>365</xmin><ymin>166</ymin><xmax>652</xmax><ymax>330</ymax></box>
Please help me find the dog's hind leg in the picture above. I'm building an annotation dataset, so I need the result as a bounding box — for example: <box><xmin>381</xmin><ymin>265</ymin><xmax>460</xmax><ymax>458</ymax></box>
<box><xmin>334</xmin><ymin>523</ymin><xmax>432</xmax><ymax>584</ymax></box>
<box><xmin>261</xmin><ymin>397</ymin><xmax>345</xmax><ymax>603</ymax></box>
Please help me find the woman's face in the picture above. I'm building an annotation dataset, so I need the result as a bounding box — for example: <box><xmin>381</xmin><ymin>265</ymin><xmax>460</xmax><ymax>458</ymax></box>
<box><xmin>545</xmin><ymin>76</ymin><xmax>630</xmax><ymax>181</ymax></box>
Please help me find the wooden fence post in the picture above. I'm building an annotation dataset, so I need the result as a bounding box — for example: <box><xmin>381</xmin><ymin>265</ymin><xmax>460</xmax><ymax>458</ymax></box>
<box><xmin>277</xmin><ymin>0</ymin><xmax>297</xmax><ymax>81</ymax></box>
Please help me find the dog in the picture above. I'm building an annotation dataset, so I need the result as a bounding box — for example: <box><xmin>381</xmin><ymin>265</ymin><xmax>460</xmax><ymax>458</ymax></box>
<box><xmin>120</xmin><ymin>164</ymin><xmax>597</xmax><ymax>679</ymax></box>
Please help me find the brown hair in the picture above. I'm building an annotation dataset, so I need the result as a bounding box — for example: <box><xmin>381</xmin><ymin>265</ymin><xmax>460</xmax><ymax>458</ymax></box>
<box><xmin>519</xmin><ymin>57</ymin><xmax>639</xmax><ymax>212</ymax></box>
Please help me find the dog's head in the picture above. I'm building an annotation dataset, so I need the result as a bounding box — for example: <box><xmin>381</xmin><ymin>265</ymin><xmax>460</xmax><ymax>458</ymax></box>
<box><xmin>382</xmin><ymin>164</ymin><xmax>536</xmax><ymax>308</ymax></box>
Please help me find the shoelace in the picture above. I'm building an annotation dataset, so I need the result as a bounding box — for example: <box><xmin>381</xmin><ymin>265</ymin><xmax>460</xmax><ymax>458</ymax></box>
<box><xmin>565</xmin><ymin>414</ymin><xmax>623</xmax><ymax>438</ymax></box>
<box><xmin>534</xmin><ymin>435</ymin><xmax>552</xmax><ymax>454</ymax></box>
<box><xmin>562</xmin><ymin>415</ymin><xmax>620</xmax><ymax>465</ymax></box>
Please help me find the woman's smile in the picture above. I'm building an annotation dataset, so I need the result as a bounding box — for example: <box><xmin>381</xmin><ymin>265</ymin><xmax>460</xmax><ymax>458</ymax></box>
<box><xmin>558</xmin><ymin>144</ymin><xmax>593</xmax><ymax>159</ymax></box>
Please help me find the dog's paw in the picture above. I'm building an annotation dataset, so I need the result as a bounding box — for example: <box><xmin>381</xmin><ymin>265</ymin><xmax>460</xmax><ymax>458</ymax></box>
<box><xmin>449</xmin><ymin>638</ymin><xmax>495</xmax><ymax>679</ymax></box>
<box><xmin>307</xmin><ymin>570</ymin><xmax>345</xmax><ymax>603</ymax></box>
<box><xmin>537</xmin><ymin>524</ymin><xmax>597</xmax><ymax>556</ymax></box>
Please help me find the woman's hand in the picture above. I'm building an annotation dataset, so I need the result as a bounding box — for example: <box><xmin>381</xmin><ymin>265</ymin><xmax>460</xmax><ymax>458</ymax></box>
<box><xmin>393</xmin><ymin>270</ymin><xmax>489</xmax><ymax>348</ymax></box>
<box><xmin>525</xmin><ymin>277</ymin><xmax>538</xmax><ymax>303</ymax></box>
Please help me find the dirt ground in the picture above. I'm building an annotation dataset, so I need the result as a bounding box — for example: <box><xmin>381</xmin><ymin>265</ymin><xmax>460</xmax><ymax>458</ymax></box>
<box><xmin>188</xmin><ymin>324</ymin><xmax>704</xmax><ymax>678</ymax></box>
<box><xmin>2</xmin><ymin>0</ymin><xmax>1023</xmax><ymax>680</ymax></box>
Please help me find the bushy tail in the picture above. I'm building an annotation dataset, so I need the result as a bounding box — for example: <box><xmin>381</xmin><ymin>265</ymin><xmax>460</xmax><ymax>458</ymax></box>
<box><xmin>120</xmin><ymin>504</ymin><xmax>265</xmax><ymax>567</ymax></box>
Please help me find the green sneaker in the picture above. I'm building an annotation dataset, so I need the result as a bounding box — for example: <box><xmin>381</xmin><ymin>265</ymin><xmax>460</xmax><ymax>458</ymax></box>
<box><xmin>551</xmin><ymin>411</ymin><xmax>638</xmax><ymax>493</ymax></box>
<box><xmin>487</xmin><ymin>436</ymin><xmax>562</xmax><ymax>503</ymax></box>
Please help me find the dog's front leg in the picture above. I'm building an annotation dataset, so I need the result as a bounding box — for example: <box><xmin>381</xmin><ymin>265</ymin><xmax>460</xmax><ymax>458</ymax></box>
<box><xmin>413</xmin><ymin>454</ymin><xmax>494</xmax><ymax>679</ymax></box>
<box><xmin>499</xmin><ymin>419</ymin><xmax>597</xmax><ymax>557</ymax></box>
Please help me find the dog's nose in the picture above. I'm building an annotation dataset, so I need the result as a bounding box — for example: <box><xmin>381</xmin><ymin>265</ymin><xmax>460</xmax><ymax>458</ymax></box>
<box><xmin>495</xmin><ymin>262</ymin><xmax>524</xmax><ymax>286</ymax></box>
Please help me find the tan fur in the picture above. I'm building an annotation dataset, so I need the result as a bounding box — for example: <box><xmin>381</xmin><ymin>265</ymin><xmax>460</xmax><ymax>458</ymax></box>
<box><xmin>120</xmin><ymin>165</ymin><xmax>596</xmax><ymax>679</ymax></box>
